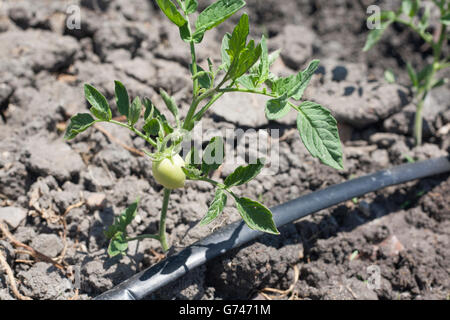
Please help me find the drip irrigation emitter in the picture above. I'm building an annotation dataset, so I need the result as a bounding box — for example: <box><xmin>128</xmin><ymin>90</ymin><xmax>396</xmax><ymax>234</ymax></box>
<box><xmin>95</xmin><ymin>156</ymin><xmax>450</xmax><ymax>300</ymax></box>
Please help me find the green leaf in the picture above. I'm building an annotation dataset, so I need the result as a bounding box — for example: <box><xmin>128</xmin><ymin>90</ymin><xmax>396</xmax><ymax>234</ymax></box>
<box><xmin>201</xmin><ymin>136</ymin><xmax>224</xmax><ymax>175</ymax></box>
<box><xmin>418</xmin><ymin>5</ymin><xmax>430</xmax><ymax>31</ymax></box>
<box><xmin>270</xmin><ymin>60</ymin><xmax>319</xmax><ymax>100</ymax></box>
<box><xmin>290</xmin><ymin>59</ymin><xmax>320</xmax><ymax>100</ymax></box>
<box><xmin>236</xmin><ymin>74</ymin><xmax>258</xmax><ymax>90</ymax></box>
<box><xmin>108</xmin><ymin>232</ymin><xmax>128</xmax><ymax>257</ymax></box>
<box><xmin>185</xmin><ymin>0</ymin><xmax>198</xmax><ymax>14</ymax></box>
<box><xmin>224</xmin><ymin>158</ymin><xmax>265</xmax><ymax>187</ymax></box>
<box><xmin>84</xmin><ymin>84</ymin><xmax>111</xmax><ymax>121</ymax></box>
<box><xmin>143</xmin><ymin>97</ymin><xmax>155</xmax><ymax>120</ymax></box>
<box><xmin>155</xmin><ymin>0</ymin><xmax>187</xmax><ymax>27</ymax></box>
<box><xmin>64</xmin><ymin>113</ymin><xmax>96</xmax><ymax>140</ymax></box>
<box><xmin>114</xmin><ymin>81</ymin><xmax>129</xmax><ymax>118</ymax></box>
<box><xmin>235</xmin><ymin>197</ymin><xmax>279</xmax><ymax>235</ymax></box>
<box><xmin>160</xmin><ymin>89</ymin><xmax>179</xmax><ymax>119</ymax></box>
<box><xmin>221</xmin><ymin>33</ymin><xmax>232</xmax><ymax>69</ymax></box>
<box><xmin>128</xmin><ymin>96</ymin><xmax>142</xmax><ymax>126</ymax></box>
<box><xmin>143</xmin><ymin>118</ymin><xmax>162</xmax><ymax>137</ymax></box>
<box><xmin>384</xmin><ymin>69</ymin><xmax>396</xmax><ymax>83</ymax></box>
<box><xmin>229</xmin><ymin>40</ymin><xmax>262</xmax><ymax>80</ymax></box>
<box><xmin>362</xmin><ymin>20</ymin><xmax>393</xmax><ymax>52</ymax></box>
<box><xmin>401</xmin><ymin>0</ymin><xmax>419</xmax><ymax>17</ymax></box>
<box><xmin>257</xmin><ymin>35</ymin><xmax>269</xmax><ymax>85</ymax></box>
<box><xmin>104</xmin><ymin>199</ymin><xmax>139</xmax><ymax>239</ymax></box>
<box><xmin>200</xmin><ymin>188</ymin><xmax>227</xmax><ymax>225</ymax></box>
<box><xmin>190</xmin><ymin>65</ymin><xmax>212</xmax><ymax>89</ymax></box>
<box><xmin>143</xmin><ymin>98</ymin><xmax>172</xmax><ymax>136</ymax></box>
<box><xmin>296</xmin><ymin>101</ymin><xmax>343</xmax><ymax>170</ymax></box>
<box><xmin>441</xmin><ymin>12</ymin><xmax>450</xmax><ymax>25</ymax></box>
<box><xmin>194</xmin><ymin>0</ymin><xmax>246</xmax><ymax>41</ymax></box>
<box><xmin>406</xmin><ymin>63</ymin><xmax>418</xmax><ymax>87</ymax></box>
<box><xmin>228</xmin><ymin>13</ymin><xmax>249</xmax><ymax>62</ymax></box>
<box><xmin>179</xmin><ymin>22</ymin><xmax>191</xmax><ymax>42</ymax></box>
<box><xmin>265</xmin><ymin>94</ymin><xmax>290</xmax><ymax>120</ymax></box>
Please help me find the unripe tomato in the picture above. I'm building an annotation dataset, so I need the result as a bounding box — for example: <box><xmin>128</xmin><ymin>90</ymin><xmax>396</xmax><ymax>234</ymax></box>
<box><xmin>152</xmin><ymin>154</ymin><xmax>186</xmax><ymax>189</ymax></box>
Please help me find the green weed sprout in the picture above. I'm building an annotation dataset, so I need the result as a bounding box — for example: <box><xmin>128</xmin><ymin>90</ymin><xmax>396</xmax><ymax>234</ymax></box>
<box><xmin>64</xmin><ymin>0</ymin><xmax>343</xmax><ymax>256</ymax></box>
<box><xmin>363</xmin><ymin>0</ymin><xmax>449</xmax><ymax>145</ymax></box>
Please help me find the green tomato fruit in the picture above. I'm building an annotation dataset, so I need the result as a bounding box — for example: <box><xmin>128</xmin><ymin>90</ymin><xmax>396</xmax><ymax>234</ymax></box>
<box><xmin>152</xmin><ymin>154</ymin><xmax>186</xmax><ymax>189</ymax></box>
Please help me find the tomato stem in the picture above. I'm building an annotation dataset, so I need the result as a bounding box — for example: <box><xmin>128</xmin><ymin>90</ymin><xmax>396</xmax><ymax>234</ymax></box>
<box><xmin>159</xmin><ymin>188</ymin><xmax>172</xmax><ymax>252</ymax></box>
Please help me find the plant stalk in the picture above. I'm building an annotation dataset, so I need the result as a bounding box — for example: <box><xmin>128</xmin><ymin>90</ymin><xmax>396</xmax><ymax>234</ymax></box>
<box><xmin>159</xmin><ymin>188</ymin><xmax>172</xmax><ymax>252</ymax></box>
<box><xmin>414</xmin><ymin>98</ymin><xmax>424</xmax><ymax>146</ymax></box>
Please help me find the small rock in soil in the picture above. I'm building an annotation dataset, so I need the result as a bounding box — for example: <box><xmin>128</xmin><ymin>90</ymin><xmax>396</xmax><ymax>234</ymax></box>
<box><xmin>21</xmin><ymin>135</ymin><xmax>85</xmax><ymax>183</ymax></box>
<box><xmin>271</xmin><ymin>25</ymin><xmax>315</xmax><ymax>71</ymax></box>
<box><xmin>307</xmin><ymin>59</ymin><xmax>409</xmax><ymax>128</ymax></box>
<box><xmin>18</xmin><ymin>262</ymin><xmax>73</xmax><ymax>300</ymax></box>
<box><xmin>85</xmin><ymin>192</ymin><xmax>107</xmax><ymax>209</ymax></box>
<box><xmin>30</xmin><ymin>234</ymin><xmax>64</xmax><ymax>257</ymax></box>
<box><xmin>0</xmin><ymin>206</ymin><xmax>27</xmax><ymax>230</ymax></box>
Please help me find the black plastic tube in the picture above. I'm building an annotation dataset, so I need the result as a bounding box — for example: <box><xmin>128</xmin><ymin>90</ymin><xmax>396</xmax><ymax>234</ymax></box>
<box><xmin>95</xmin><ymin>156</ymin><xmax>450</xmax><ymax>300</ymax></box>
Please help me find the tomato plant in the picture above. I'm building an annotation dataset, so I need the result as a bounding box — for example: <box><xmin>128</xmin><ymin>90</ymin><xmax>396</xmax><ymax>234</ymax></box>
<box><xmin>363</xmin><ymin>0</ymin><xmax>449</xmax><ymax>145</ymax></box>
<box><xmin>64</xmin><ymin>0</ymin><xmax>343</xmax><ymax>256</ymax></box>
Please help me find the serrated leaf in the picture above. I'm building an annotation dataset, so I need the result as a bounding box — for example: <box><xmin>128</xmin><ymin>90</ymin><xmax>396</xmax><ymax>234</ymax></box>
<box><xmin>363</xmin><ymin>20</ymin><xmax>393</xmax><ymax>52</ymax></box>
<box><xmin>128</xmin><ymin>96</ymin><xmax>142</xmax><ymax>126</ymax></box>
<box><xmin>104</xmin><ymin>199</ymin><xmax>139</xmax><ymax>239</ymax></box>
<box><xmin>194</xmin><ymin>0</ymin><xmax>245</xmax><ymax>41</ymax></box>
<box><xmin>107</xmin><ymin>232</ymin><xmax>128</xmax><ymax>257</ymax></box>
<box><xmin>290</xmin><ymin>59</ymin><xmax>320</xmax><ymax>100</ymax></box>
<box><xmin>143</xmin><ymin>97</ymin><xmax>155</xmax><ymax>120</ymax></box>
<box><xmin>235</xmin><ymin>197</ymin><xmax>279</xmax><ymax>235</ymax></box>
<box><xmin>257</xmin><ymin>35</ymin><xmax>269</xmax><ymax>85</ymax></box>
<box><xmin>156</xmin><ymin>0</ymin><xmax>187</xmax><ymax>27</ymax></box>
<box><xmin>118</xmin><ymin>199</ymin><xmax>139</xmax><ymax>230</ymax></box>
<box><xmin>236</xmin><ymin>74</ymin><xmax>258</xmax><ymax>90</ymax></box>
<box><xmin>84</xmin><ymin>84</ymin><xmax>111</xmax><ymax>121</ymax></box>
<box><xmin>64</xmin><ymin>113</ymin><xmax>96</xmax><ymax>140</ymax></box>
<box><xmin>221</xmin><ymin>33</ymin><xmax>232</xmax><ymax>69</ymax></box>
<box><xmin>201</xmin><ymin>136</ymin><xmax>224</xmax><ymax>175</ymax></box>
<box><xmin>143</xmin><ymin>118</ymin><xmax>162</xmax><ymax>137</ymax></box>
<box><xmin>265</xmin><ymin>94</ymin><xmax>289</xmax><ymax>120</ymax></box>
<box><xmin>224</xmin><ymin>158</ymin><xmax>265</xmax><ymax>187</ymax></box>
<box><xmin>228</xmin><ymin>13</ymin><xmax>249</xmax><ymax>62</ymax></box>
<box><xmin>296</xmin><ymin>101</ymin><xmax>343</xmax><ymax>170</ymax></box>
<box><xmin>270</xmin><ymin>60</ymin><xmax>319</xmax><ymax>100</ymax></box>
<box><xmin>200</xmin><ymin>188</ymin><xmax>227</xmax><ymax>225</ymax></box>
<box><xmin>160</xmin><ymin>89</ymin><xmax>179</xmax><ymax>119</ymax></box>
<box><xmin>230</xmin><ymin>41</ymin><xmax>262</xmax><ymax>80</ymax></box>
<box><xmin>114</xmin><ymin>80</ymin><xmax>129</xmax><ymax>118</ymax></box>
<box><xmin>185</xmin><ymin>0</ymin><xmax>198</xmax><ymax>14</ymax></box>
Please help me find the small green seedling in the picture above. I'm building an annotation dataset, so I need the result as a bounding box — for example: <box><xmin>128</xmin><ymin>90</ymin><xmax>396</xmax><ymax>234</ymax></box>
<box><xmin>364</xmin><ymin>0</ymin><xmax>449</xmax><ymax>145</ymax></box>
<box><xmin>65</xmin><ymin>0</ymin><xmax>343</xmax><ymax>256</ymax></box>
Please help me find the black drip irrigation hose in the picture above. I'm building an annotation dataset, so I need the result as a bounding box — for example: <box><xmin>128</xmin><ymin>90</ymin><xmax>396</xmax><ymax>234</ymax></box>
<box><xmin>95</xmin><ymin>156</ymin><xmax>450</xmax><ymax>300</ymax></box>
